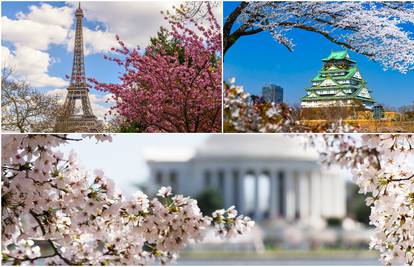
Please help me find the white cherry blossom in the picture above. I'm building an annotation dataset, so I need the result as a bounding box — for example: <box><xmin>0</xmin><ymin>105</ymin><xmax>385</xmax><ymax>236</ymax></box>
<box><xmin>311</xmin><ymin>134</ymin><xmax>414</xmax><ymax>265</ymax></box>
<box><xmin>1</xmin><ymin>134</ymin><xmax>254</xmax><ymax>265</ymax></box>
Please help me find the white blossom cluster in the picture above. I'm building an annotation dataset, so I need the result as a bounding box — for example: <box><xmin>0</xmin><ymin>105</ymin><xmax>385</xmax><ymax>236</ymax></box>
<box><xmin>224</xmin><ymin>80</ymin><xmax>356</xmax><ymax>133</ymax></box>
<box><xmin>312</xmin><ymin>134</ymin><xmax>414</xmax><ymax>265</ymax></box>
<box><xmin>223</xmin><ymin>79</ymin><xmax>303</xmax><ymax>132</ymax></box>
<box><xmin>238</xmin><ymin>2</ymin><xmax>414</xmax><ymax>73</ymax></box>
<box><xmin>1</xmin><ymin>134</ymin><xmax>254</xmax><ymax>265</ymax></box>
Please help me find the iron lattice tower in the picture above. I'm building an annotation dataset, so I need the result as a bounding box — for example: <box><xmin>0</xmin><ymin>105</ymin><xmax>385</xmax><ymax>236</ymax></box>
<box><xmin>55</xmin><ymin>3</ymin><xmax>102</xmax><ymax>132</ymax></box>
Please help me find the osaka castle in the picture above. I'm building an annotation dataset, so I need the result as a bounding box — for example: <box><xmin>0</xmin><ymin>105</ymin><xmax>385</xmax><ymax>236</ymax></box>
<box><xmin>301</xmin><ymin>50</ymin><xmax>375</xmax><ymax>109</ymax></box>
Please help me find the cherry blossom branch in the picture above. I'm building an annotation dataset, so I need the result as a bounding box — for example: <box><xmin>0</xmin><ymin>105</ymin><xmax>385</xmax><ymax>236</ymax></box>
<box><xmin>29</xmin><ymin>210</ymin><xmax>79</xmax><ymax>265</ymax></box>
<box><xmin>50</xmin><ymin>134</ymin><xmax>82</xmax><ymax>141</ymax></box>
<box><xmin>2</xmin><ymin>134</ymin><xmax>254</xmax><ymax>265</ymax></box>
<box><xmin>389</xmin><ymin>174</ymin><xmax>414</xmax><ymax>182</ymax></box>
<box><xmin>277</xmin><ymin>22</ymin><xmax>374</xmax><ymax>58</ymax></box>
<box><xmin>29</xmin><ymin>210</ymin><xmax>78</xmax><ymax>265</ymax></box>
<box><xmin>311</xmin><ymin>134</ymin><xmax>414</xmax><ymax>265</ymax></box>
<box><xmin>224</xmin><ymin>2</ymin><xmax>414</xmax><ymax>73</ymax></box>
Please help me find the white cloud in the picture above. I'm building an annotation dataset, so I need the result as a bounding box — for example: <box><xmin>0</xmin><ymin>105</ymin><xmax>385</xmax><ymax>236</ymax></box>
<box><xmin>1</xmin><ymin>3</ymin><xmax>72</xmax><ymax>87</ymax></box>
<box><xmin>2</xmin><ymin>3</ymin><xmax>73</xmax><ymax>51</ymax></box>
<box><xmin>16</xmin><ymin>3</ymin><xmax>73</xmax><ymax>28</ymax></box>
<box><xmin>66</xmin><ymin>27</ymin><xmax>117</xmax><ymax>55</ymax></box>
<box><xmin>88</xmin><ymin>93</ymin><xmax>115</xmax><ymax>120</ymax></box>
<box><xmin>2</xmin><ymin>16</ymin><xmax>69</xmax><ymax>51</ymax></box>
<box><xmin>95</xmin><ymin>93</ymin><xmax>116</xmax><ymax>105</ymax></box>
<box><xmin>45</xmin><ymin>88</ymin><xmax>67</xmax><ymax>104</ymax></box>
<box><xmin>74</xmin><ymin>1</ymin><xmax>178</xmax><ymax>49</ymax></box>
<box><xmin>84</xmin><ymin>28</ymin><xmax>118</xmax><ymax>55</ymax></box>
<box><xmin>2</xmin><ymin>45</ymin><xmax>67</xmax><ymax>88</ymax></box>
<box><xmin>2</xmin><ymin>46</ymin><xmax>12</xmax><ymax>63</ymax></box>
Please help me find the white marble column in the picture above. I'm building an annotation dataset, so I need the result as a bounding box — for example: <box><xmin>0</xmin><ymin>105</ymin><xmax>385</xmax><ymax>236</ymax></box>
<box><xmin>321</xmin><ymin>174</ymin><xmax>330</xmax><ymax>217</ymax></box>
<box><xmin>285</xmin><ymin>170</ymin><xmax>295</xmax><ymax>221</ymax></box>
<box><xmin>232</xmin><ymin>170</ymin><xmax>239</xmax><ymax>209</ymax></box>
<box><xmin>299</xmin><ymin>172</ymin><xmax>310</xmax><ymax>220</ymax></box>
<box><xmin>311</xmin><ymin>171</ymin><xmax>322</xmax><ymax>222</ymax></box>
<box><xmin>269</xmin><ymin>171</ymin><xmax>279</xmax><ymax>218</ymax></box>
<box><xmin>238</xmin><ymin>170</ymin><xmax>245</xmax><ymax>214</ymax></box>
<box><xmin>337</xmin><ymin>174</ymin><xmax>346</xmax><ymax>218</ymax></box>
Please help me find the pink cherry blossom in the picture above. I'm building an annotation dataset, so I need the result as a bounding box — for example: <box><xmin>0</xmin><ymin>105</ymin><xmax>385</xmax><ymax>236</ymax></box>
<box><xmin>90</xmin><ymin>3</ymin><xmax>221</xmax><ymax>133</ymax></box>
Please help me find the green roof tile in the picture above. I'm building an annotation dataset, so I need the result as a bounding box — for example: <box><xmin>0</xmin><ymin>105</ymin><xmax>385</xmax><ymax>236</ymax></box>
<box><xmin>301</xmin><ymin>95</ymin><xmax>375</xmax><ymax>102</ymax></box>
<box><xmin>311</xmin><ymin>66</ymin><xmax>359</xmax><ymax>82</ymax></box>
<box><xmin>323</xmin><ymin>50</ymin><xmax>347</xmax><ymax>60</ymax></box>
<box><xmin>322</xmin><ymin>50</ymin><xmax>355</xmax><ymax>62</ymax></box>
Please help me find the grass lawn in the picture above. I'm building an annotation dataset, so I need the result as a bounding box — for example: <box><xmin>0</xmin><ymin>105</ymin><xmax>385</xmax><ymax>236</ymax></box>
<box><xmin>181</xmin><ymin>248</ymin><xmax>379</xmax><ymax>260</ymax></box>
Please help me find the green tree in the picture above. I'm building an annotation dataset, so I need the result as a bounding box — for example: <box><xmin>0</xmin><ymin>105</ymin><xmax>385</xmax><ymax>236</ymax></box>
<box><xmin>147</xmin><ymin>27</ymin><xmax>186</xmax><ymax>64</ymax></box>
<box><xmin>196</xmin><ymin>188</ymin><xmax>223</xmax><ymax>215</ymax></box>
<box><xmin>148</xmin><ymin>27</ymin><xmax>218</xmax><ymax>68</ymax></box>
<box><xmin>347</xmin><ymin>183</ymin><xmax>371</xmax><ymax>225</ymax></box>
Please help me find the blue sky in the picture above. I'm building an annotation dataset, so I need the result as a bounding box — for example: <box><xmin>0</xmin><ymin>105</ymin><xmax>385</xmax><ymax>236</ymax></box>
<box><xmin>2</xmin><ymin>2</ymin><xmax>119</xmax><ymax>86</ymax></box>
<box><xmin>223</xmin><ymin>2</ymin><xmax>414</xmax><ymax>108</ymax></box>
<box><xmin>1</xmin><ymin>1</ymin><xmax>191</xmax><ymax>120</ymax></box>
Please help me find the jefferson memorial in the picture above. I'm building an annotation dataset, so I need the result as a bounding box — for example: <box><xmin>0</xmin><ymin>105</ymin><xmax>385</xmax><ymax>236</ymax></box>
<box><xmin>145</xmin><ymin>135</ymin><xmax>346</xmax><ymax>227</ymax></box>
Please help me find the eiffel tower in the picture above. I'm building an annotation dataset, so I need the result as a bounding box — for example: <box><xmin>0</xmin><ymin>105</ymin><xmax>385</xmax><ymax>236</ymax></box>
<box><xmin>55</xmin><ymin>3</ymin><xmax>102</xmax><ymax>132</ymax></box>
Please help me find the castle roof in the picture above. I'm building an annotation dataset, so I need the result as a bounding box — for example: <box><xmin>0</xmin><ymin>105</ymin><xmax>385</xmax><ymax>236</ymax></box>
<box><xmin>302</xmin><ymin>82</ymin><xmax>375</xmax><ymax>103</ymax></box>
<box><xmin>312</xmin><ymin>66</ymin><xmax>359</xmax><ymax>82</ymax></box>
<box><xmin>322</xmin><ymin>50</ymin><xmax>355</xmax><ymax>63</ymax></box>
<box><xmin>301</xmin><ymin>94</ymin><xmax>376</xmax><ymax>103</ymax></box>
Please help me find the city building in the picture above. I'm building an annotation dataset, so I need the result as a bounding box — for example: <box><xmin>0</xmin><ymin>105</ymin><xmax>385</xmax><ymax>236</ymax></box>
<box><xmin>262</xmin><ymin>84</ymin><xmax>283</xmax><ymax>104</ymax></box>
<box><xmin>145</xmin><ymin>135</ymin><xmax>346</xmax><ymax>227</ymax></box>
<box><xmin>55</xmin><ymin>3</ymin><xmax>102</xmax><ymax>132</ymax></box>
<box><xmin>373</xmin><ymin>104</ymin><xmax>385</xmax><ymax>119</ymax></box>
<box><xmin>301</xmin><ymin>50</ymin><xmax>376</xmax><ymax>109</ymax></box>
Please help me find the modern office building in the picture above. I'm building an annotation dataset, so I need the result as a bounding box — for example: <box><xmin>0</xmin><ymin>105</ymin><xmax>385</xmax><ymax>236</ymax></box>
<box><xmin>262</xmin><ymin>84</ymin><xmax>284</xmax><ymax>104</ymax></box>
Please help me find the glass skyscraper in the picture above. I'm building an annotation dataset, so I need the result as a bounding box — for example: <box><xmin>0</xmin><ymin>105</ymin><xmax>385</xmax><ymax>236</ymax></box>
<box><xmin>262</xmin><ymin>84</ymin><xmax>284</xmax><ymax>104</ymax></box>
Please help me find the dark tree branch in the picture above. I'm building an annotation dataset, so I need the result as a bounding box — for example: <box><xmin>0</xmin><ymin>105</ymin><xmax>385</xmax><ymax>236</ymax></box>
<box><xmin>28</xmin><ymin>210</ymin><xmax>78</xmax><ymax>265</ymax></box>
<box><xmin>390</xmin><ymin>174</ymin><xmax>414</xmax><ymax>182</ymax></box>
<box><xmin>223</xmin><ymin>2</ymin><xmax>249</xmax><ymax>39</ymax></box>
<box><xmin>277</xmin><ymin>22</ymin><xmax>374</xmax><ymax>58</ymax></box>
<box><xmin>223</xmin><ymin>2</ymin><xmax>265</xmax><ymax>55</ymax></box>
<box><xmin>50</xmin><ymin>134</ymin><xmax>83</xmax><ymax>141</ymax></box>
<box><xmin>222</xmin><ymin>2</ymin><xmax>377</xmax><ymax>58</ymax></box>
